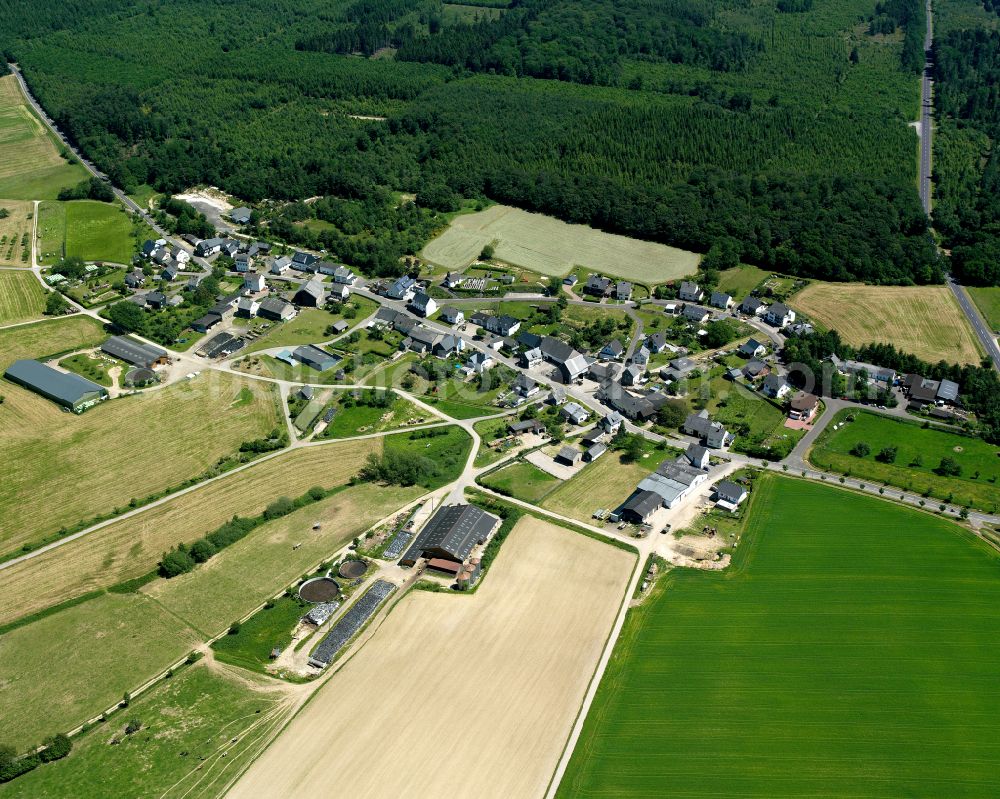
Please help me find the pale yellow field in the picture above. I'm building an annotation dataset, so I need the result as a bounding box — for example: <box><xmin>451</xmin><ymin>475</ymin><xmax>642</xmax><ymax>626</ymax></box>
<box><xmin>0</xmin><ymin>199</ymin><xmax>34</xmax><ymax>266</ymax></box>
<box><xmin>228</xmin><ymin>516</ymin><xmax>635</xmax><ymax>799</ymax></box>
<box><xmin>543</xmin><ymin>453</ymin><xmax>655</xmax><ymax>523</ymax></box>
<box><xmin>0</xmin><ymin>371</ymin><xmax>282</xmax><ymax>555</ymax></box>
<box><xmin>422</xmin><ymin>204</ymin><xmax>700</xmax><ymax>282</ymax></box>
<box><xmin>0</xmin><ymin>440</ymin><xmax>381</xmax><ymax>627</ymax></box>
<box><xmin>792</xmin><ymin>283</ymin><xmax>983</xmax><ymax>365</ymax></box>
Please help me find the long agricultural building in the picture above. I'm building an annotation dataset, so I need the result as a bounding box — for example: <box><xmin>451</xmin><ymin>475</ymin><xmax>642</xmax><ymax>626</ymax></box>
<box><xmin>4</xmin><ymin>359</ymin><xmax>109</xmax><ymax>412</ymax></box>
<box><xmin>101</xmin><ymin>335</ymin><xmax>168</xmax><ymax>368</ymax></box>
<box><xmin>400</xmin><ymin>503</ymin><xmax>502</xmax><ymax>567</ymax></box>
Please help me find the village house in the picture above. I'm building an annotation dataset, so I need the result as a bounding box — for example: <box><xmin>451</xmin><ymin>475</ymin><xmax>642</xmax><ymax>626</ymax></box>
<box><xmin>765</xmin><ymin>302</ymin><xmax>795</xmax><ymax>327</ymax></box>
<box><xmin>409</xmin><ymin>292</ymin><xmax>437</xmax><ymax>318</ymax></box>
<box><xmin>788</xmin><ymin>391</ymin><xmax>819</xmax><ymax>421</ymax></box>
<box><xmin>678</xmin><ymin>281</ymin><xmax>703</xmax><ymax>302</ymax></box>
<box><xmin>739</xmin><ymin>296</ymin><xmax>768</xmax><ymax>317</ymax></box>
<box><xmin>710</xmin><ymin>291</ymin><xmax>733</xmax><ymax>310</ymax></box>
<box><xmin>682</xmin><ymin>409</ymin><xmax>734</xmax><ymax>448</ymax></box>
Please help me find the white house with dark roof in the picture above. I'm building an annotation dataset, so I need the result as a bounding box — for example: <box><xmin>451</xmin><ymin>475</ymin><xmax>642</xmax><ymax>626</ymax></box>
<box><xmin>439</xmin><ymin>306</ymin><xmax>464</xmax><ymax>326</ymax></box>
<box><xmin>561</xmin><ymin>401</ymin><xmax>589</xmax><ymax>425</ymax></box>
<box><xmin>765</xmin><ymin>302</ymin><xmax>795</xmax><ymax>327</ymax></box>
<box><xmin>714</xmin><ymin>480</ymin><xmax>748</xmax><ymax>511</ymax></box>
<box><xmin>409</xmin><ymin>292</ymin><xmax>437</xmax><ymax>318</ymax></box>
<box><xmin>710</xmin><ymin>291</ymin><xmax>733</xmax><ymax>310</ymax></box>
<box><xmin>244</xmin><ymin>273</ymin><xmax>266</xmax><ymax>293</ymax></box>
<box><xmin>270</xmin><ymin>256</ymin><xmax>292</xmax><ymax>274</ymax></box>
<box><xmin>616</xmin><ymin>281</ymin><xmax>633</xmax><ymax>301</ymax></box>
<box><xmin>761</xmin><ymin>373</ymin><xmax>791</xmax><ymax>400</ymax></box>
<box><xmin>387</xmin><ymin>275</ymin><xmax>417</xmax><ymax>301</ymax></box>
<box><xmin>739</xmin><ymin>296</ymin><xmax>768</xmax><ymax>317</ymax></box>
<box><xmin>679</xmin><ymin>281</ymin><xmax>703</xmax><ymax>302</ymax></box>
<box><xmin>738</xmin><ymin>338</ymin><xmax>767</xmax><ymax>358</ymax></box>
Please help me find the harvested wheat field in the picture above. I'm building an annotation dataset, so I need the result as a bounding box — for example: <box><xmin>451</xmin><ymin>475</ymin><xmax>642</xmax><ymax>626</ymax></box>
<box><xmin>422</xmin><ymin>204</ymin><xmax>699</xmax><ymax>282</ymax></box>
<box><xmin>0</xmin><ymin>371</ymin><xmax>281</xmax><ymax>555</ymax></box>
<box><xmin>0</xmin><ymin>440</ymin><xmax>381</xmax><ymax>627</ymax></box>
<box><xmin>792</xmin><ymin>283</ymin><xmax>982</xmax><ymax>364</ymax></box>
<box><xmin>227</xmin><ymin>516</ymin><xmax>635</xmax><ymax>799</ymax></box>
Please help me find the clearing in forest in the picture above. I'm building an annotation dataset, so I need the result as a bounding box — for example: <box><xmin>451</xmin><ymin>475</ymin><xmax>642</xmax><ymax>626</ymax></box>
<box><xmin>0</xmin><ymin>371</ymin><xmax>281</xmax><ymax>555</ymax></box>
<box><xmin>0</xmin><ymin>271</ymin><xmax>45</xmax><ymax>325</ymax></box>
<box><xmin>227</xmin><ymin>516</ymin><xmax>635</xmax><ymax>799</ymax></box>
<box><xmin>791</xmin><ymin>282</ymin><xmax>982</xmax><ymax>364</ymax></box>
<box><xmin>0</xmin><ymin>75</ymin><xmax>88</xmax><ymax>200</ymax></box>
<box><xmin>558</xmin><ymin>475</ymin><xmax>1000</xmax><ymax>798</ymax></box>
<box><xmin>422</xmin><ymin>204</ymin><xmax>700</xmax><ymax>282</ymax></box>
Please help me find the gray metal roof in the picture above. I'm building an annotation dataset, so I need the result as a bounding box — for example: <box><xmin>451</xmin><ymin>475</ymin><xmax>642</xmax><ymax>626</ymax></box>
<box><xmin>4</xmin><ymin>359</ymin><xmax>107</xmax><ymax>408</ymax></box>
<box><xmin>406</xmin><ymin>504</ymin><xmax>501</xmax><ymax>563</ymax></box>
<box><xmin>101</xmin><ymin>335</ymin><xmax>166</xmax><ymax>368</ymax></box>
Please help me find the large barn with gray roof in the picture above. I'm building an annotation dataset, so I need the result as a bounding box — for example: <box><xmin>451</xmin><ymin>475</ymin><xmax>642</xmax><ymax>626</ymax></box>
<box><xmin>4</xmin><ymin>359</ymin><xmax>109</xmax><ymax>412</ymax></box>
<box><xmin>400</xmin><ymin>503</ymin><xmax>502</xmax><ymax>566</ymax></box>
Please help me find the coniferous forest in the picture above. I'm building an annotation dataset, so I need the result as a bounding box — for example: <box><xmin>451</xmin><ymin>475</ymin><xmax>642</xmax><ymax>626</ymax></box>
<box><xmin>0</xmin><ymin>0</ymin><xmax>944</xmax><ymax>283</ymax></box>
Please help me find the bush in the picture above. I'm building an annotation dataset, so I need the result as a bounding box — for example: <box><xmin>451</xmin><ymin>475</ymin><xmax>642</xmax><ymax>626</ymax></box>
<box><xmin>189</xmin><ymin>538</ymin><xmax>217</xmax><ymax>563</ymax></box>
<box><xmin>935</xmin><ymin>457</ymin><xmax>962</xmax><ymax>477</ymax></box>
<box><xmin>228</xmin><ymin>622</ymin><xmax>241</xmax><ymax>635</ymax></box>
<box><xmin>38</xmin><ymin>734</ymin><xmax>71</xmax><ymax>764</ymax></box>
<box><xmin>850</xmin><ymin>441</ymin><xmax>871</xmax><ymax>457</ymax></box>
<box><xmin>159</xmin><ymin>548</ymin><xmax>195</xmax><ymax>578</ymax></box>
<box><xmin>125</xmin><ymin>719</ymin><xmax>142</xmax><ymax>735</ymax></box>
<box><xmin>263</xmin><ymin>496</ymin><xmax>295</xmax><ymax>519</ymax></box>
<box><xmin>876</xmin><ymin>446</ymin><xmax>897</xmax><ymax>463</ymax></box>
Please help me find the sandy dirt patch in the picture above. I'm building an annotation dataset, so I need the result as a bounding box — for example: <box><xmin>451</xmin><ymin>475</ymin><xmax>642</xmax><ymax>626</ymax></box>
<box><xmin>226</xmin><ymin>516</ymin><xmax>634</xmax><ymax>799</ymax></box>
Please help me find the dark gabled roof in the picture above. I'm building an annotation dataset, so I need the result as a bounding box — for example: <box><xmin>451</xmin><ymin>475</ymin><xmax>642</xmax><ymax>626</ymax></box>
<box><xmin>407</xmin><ymin>504</ymin><xmax>501</xmax><ymax>563</ymax></box>
<box><xmin>715</xmin><ymin>480</ymin><xmax>746</xmax><ymax>501</ymax></box>
<box><xmin>518</xmin><ymin>331</ymin><xmax>542</xmax><ymax>349</ymax></box>
<box><xmin>293</xmin><ymin>344</ymin><xmax>339</xmax><ymax>371</ymax></box>
<box><xmin>258</xmin><ymin>297</ymin><xmax>292</xmax><ymax>315</ymax></box>
<box><xmin>101</xmin><ymin>335</ymin><xmax>167</xmax><ymax>368</ymax></box>
<box><xmin>621</xmin><ymin>489</ymin><xmax>661</xmax><ymax>519</ymax></box>
<box><xmin>557</xmin><ymin>445</ymin><xmax>581</xmax><ymax>461</ymax></box>
<box><xmin>540</xmin><ymin>335</ymin><xmax>573</xmax><ymax>362</ymax></box>
<box><xmin>4</xmin><ymin>359</ymin><xmax>107</xmax><ymax>408</ymax></box>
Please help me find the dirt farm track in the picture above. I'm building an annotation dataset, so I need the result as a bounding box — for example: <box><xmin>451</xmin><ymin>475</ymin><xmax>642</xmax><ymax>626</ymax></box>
<box><xmin>225</xmin><ymin>517</ymin><xmax>635</xmax><ymax>798</ymax></box>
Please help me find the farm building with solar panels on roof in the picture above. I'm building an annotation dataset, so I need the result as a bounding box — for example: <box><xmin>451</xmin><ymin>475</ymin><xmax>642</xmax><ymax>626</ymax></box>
<box><xmin>400</xmin><ymin>503</ymin><xmax>502</xmax><ymax>567</ymax></box>
<box><xmin>4</xmin><ymin>359</ymin><xmax>109</xmax><ymax>412</ymax></box>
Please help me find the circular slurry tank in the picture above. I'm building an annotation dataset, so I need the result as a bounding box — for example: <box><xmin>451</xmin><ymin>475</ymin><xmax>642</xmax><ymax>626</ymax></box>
<box><xmin>299</xmin><ymin>576</ymin><xmax>341</xmax><ymax>603</ymax></box>
<box><xmin>338</xmin><ymin>560</ymin><xmax>368</xmax><ymax>580</ymax></box>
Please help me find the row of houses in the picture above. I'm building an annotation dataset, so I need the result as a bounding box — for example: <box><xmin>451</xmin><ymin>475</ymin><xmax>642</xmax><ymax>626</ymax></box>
<box><xmin>738</xmin><ymin>296</ymin><xmax>796</xmax><ymax>328</ymax></box>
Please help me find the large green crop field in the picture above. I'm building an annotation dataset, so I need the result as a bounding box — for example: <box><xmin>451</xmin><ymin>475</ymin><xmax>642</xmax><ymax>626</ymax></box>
<box><xmin>809</xmin><ymin>410</ymin><xmax>1000</xmax><ymax>511</ymax></box>
<box><xmin>37</xmin><ymin>200</ymin><xmax>142</xmax><ymax>265</ymax></box>
<box><xmin>559</xmin><ymin>475</ymin><xmax>1000</xmax><ymax>798</ymax></box>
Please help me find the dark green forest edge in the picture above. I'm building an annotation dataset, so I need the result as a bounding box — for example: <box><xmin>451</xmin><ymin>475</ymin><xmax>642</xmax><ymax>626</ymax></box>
<box><xmin>0</xmin><ymin>0</ymin><xmax>940</xmax><ymax>283</ymax></box>
<box><xmin>933</xmin><ymin>9</ymin><xmax>1000</xmax><ymax>285</ymax></box>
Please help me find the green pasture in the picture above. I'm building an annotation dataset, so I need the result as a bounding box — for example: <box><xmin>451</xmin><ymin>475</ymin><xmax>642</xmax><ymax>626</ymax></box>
<box><xmin>560</xmin><ymin>475</ymin><xmax>1000</xmax><ymax>798</ymax></box>
<box><xmin>809</xmin><ymin>410</ymin><xmax>1000</xmax><ymax>511</ymax></box>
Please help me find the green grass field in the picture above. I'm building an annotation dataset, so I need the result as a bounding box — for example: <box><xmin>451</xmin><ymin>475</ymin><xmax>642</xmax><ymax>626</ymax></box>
<box><xmin>809</xmin><ymin>410</ymin><xmax>1000</xmax><ymax>511</ymax></box>
<box><xmin>0</xmin><ymin>662</ymin><xmax>287</xmax><ymax>799</ymax></box>
<box><xmin>0</xmin><ymin>76</ymin><xmax>88</xmax><ymax>200</ymax></box>
<box><xmin>0</xmin><ymin>592</ymin><xmax>199</xmax><ymax>750</ymax></box>
<box><xmin>708</xmin><ymin>377</ymin><xmax>804</xmax><ymax>459</ymax></box>
<box><xmin>242</xmin><ymin>298</ymin><xmax>376</xmax><ymax>354</ymax></box>
<box><xmin>211</xmin><ymin>595</ymin><xmax>310</xmax><ymax>674</ymax></box>
<box><xmin>0</xmin><ymin>270</ymin><xmax>45</xmax><ymax>324</ymax></box>
<box><xmin>383</xmin><ymin>425</ymin><xmax>473</xmax><ymax>489</ymax></box>
<box><xmin>0</xmin><ymin>370</ymin><xmax>282</xmax><ymax>554</ymax></box>
<box><xmin>0</xmin><ymin>314</ymin><xmax>106</xmax><ymax>370</ymax></box>
<box><xmin>542</xmin><ymin>445</ymin><xmax>664</xmax><ymax>522</ymax></box>
<box><xmin>715</xmin><ymin>264</ymin><xmax>770</xmax><ymax>298</ymax></box>
<box><xmin>318</xmin><ymin>393</ymin><xmax>432</xmax><ymax>438</ymax></box>
<box><xmin>37</xmin><ymin>200</ymin><xmax>145</xmax><ymax>265</ymax></box>
<box><xmin>559</xmin><ymin>475</ymin><xmax>1000</xmax><ymax>798</ymax></box>
<box><xmin>968</xmin><ymin>286</ymin><xmax>1000</xmax><ymax>332</ymax></box>
<box><xmin>480</xmin><ymin>460</ymin><xmax>560</xmax><ymax>503</ymax></box>
<box><xmin>58</xmin><ymin>353</ymin><xmax>115</xmax><ymax>387</ymax></box>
